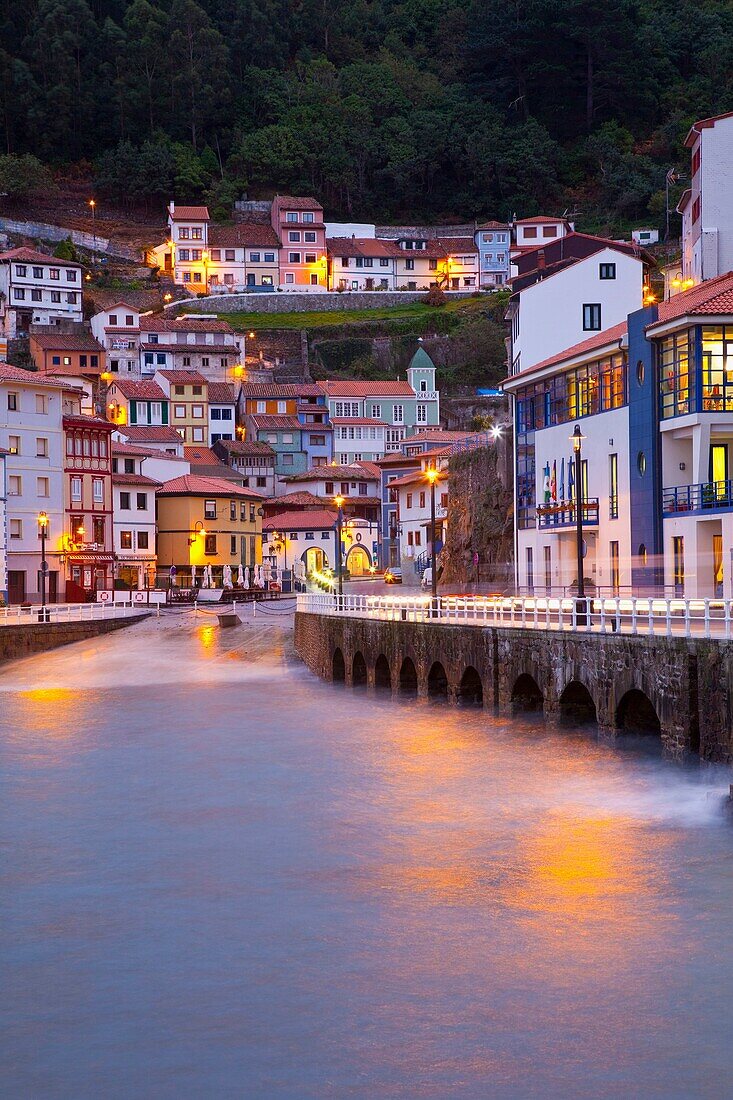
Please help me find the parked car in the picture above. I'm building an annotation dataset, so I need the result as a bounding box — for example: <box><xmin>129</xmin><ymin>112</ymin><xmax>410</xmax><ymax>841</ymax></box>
<box><xmin>384</xmin><ymin>567</ymin><xmax>403</xmax><ymax>584</ymax></box>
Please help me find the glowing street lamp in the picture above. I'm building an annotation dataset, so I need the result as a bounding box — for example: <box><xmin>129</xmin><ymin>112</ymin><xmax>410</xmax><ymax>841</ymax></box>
<box><xmin>38</xmin><ymin>511</ymin><xmax>49</xmax><ymax>621</ymax></box>
<box><xmin>425</xmin><ymin>466</ymin><xmax>440</xmax><ymax>610</ymax></box>
<box><xmin>333</xmin><ymin>494</ymin><xmax>345</xmax><ymax>597</ymax></box>
<box><xmin>89</xmin><ymin>198</ymin><xmax>97</xmax><ymax>266</ymax></box>
<box><xmin>571</xmin><ymin>423</ymin><xmax>586</xmax><ymax>623</ymax></box>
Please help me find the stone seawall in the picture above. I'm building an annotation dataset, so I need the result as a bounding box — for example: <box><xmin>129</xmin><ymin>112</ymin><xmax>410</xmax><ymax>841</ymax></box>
<box><xmin>294</xmin><ymin>612</ymin><xmax>733</xmax><ymax>762</ymax></box>
<box><xmin>0</xmin><ymin>614</ymin><xmax>149</xmax><ymax>665</ymax></box>
<box><xmin>171</xmin><ymin>290</ymin><xmax>476</xmax><ymax>316</ymax></box>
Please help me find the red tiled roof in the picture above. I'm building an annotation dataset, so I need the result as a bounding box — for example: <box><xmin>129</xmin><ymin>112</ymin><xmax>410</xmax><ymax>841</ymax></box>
<box><xmin>402</xmin><ymin>429</ymin><xmax>479</xmax><ymax>443</ymax></box>
<box><xmin>321</xmin><ymin>379</ymin><xmax>414</xmax><ymax>397</ymax></box>
<box><xmin>112</xmin><ymin>441</ymin><xmax>172</xmax><ymax>457</ymax></box>
<box><xmin>140</xmin><ymin>316</ymin><xmax>235</xmax><ymax>333</ymax></box>
<box><xmin>263</xmin><ymin>508</ymin><xmax>337</xmax><ymax>530</ymax></box>
<box><xmin>183</xmin><ymin>446</ymin><xmax>228</xmax><ymax>467</ymax></box>
<box><xmin>354</xmin><ymin>460</ymin><xmax>382</xmax><ymax>478</ymax></box>
<box><xmin>284</xmin><ymin>464</ymin><xmax>378</xmax><ymax>482</ymax></box>
<box><xmin>240</xmin><ymin>382</ymin><xmax>324</xmax><ymax>398</ymax></box>
<box><xmin>30</xmin><ymin>333</ymin><xmax>104</xmax><ymax>352</ymax></box>
<box><xmin>515</xmin><ymin>231</ymin><xmax>644</xmax><ymax>266</ymax></box>
<box><xmin>389</xmin><ymin>468</ymin><xmax>447</xmax><ymax>488</ymax></box>
<box><xmin>207</xmin><ymin>382</ymin><xmax>236</xmax><ymax>404</ymax></box>
<box><xmin>436</xmin><ymin>236</ymin><xmax>478</xmax><ymax>254</ymax></box>
<box><xmin>209</xmin><ymin>224</ymin><xmax>281</xmax><ymax>248</ymax></box>
<box><xmin>327</xmin><ymin>237</ymin><xmax>401</xmax><ymax>259</ymax></box>
<box><xmin>650</xmin><ymin>272</ymin><xmax>733</xmax><ymax>327</ymax></box>
<box><xmin>0</xmin><ymin>363</ymin><xmax>69</xmax><ymax>387</ymax></box>
<box><xmin>214</xmin><ymin>439</ymin><xmax>275</xmax><ymax>457</ymax></box>
<box><xmin>264</xmin><ymin>491</ymin><xmax>324</xmax><ymax>507</ymax></box>
<box><xmin>117</xmin><ymin>425</ymin><xmax>184</xmax><ymax>443</ymax></box>
<box><xmin>250</xmin><ymin>414</ymin><xmax>302</xmax><ymax>430</ymax></box>
<box><xmin>156</xmin><ymin>370</ymin><xmax>208</xmax><ymax>385</ymax></box>
<box><xmin>274</xmin><ymin>195</ymin><xmax>324</xmax><ymax>211</ymax></box>
<box><xmin>514</xmin><ymin>215</ymin><xmax>568</xmax><ymax>225</ymax></box>
<box><xmin>330</xmin><ymin>417</ymin><xmax>388</xmax><ymax>426</ymax></box>
<box><xmin>112</xmin><ymin>472</ymin><xmax>161</xmax><ymax>486</ymax></box>
<box><xmin>684</xmin><ymin>111</ymin><xmax>733</xmax><ymax>147</ymax></box>
<box><xmin>169</xmin><ymin>205</ymin><xmax>209</xmax><ymax>221</ymax></box>
<box><xmin>506</xmin><ymin>321</ymin><xmax>628</xmax><ymax>381</ymax></box>
<box><xmin>110</xmin><ymin>378</ymin><xmax>166</xmax><ymax>400</ymax></box>
<box><xmin>63</xmin><ymin>413</ymin><xmax>113</xmax><ymax>429</ymax></box>
<box><xmin>476</xmin><ymin>220</ymin><xmax>509</xmax><ymax>230</ymax></box>
<box><xmin>0</xmin><ymin>247</ymin><xmax>81</xmax><ymax>266</ymax></box>
<box><xmin>157</xmin><ymin>473</ymin><xmax>263</xmax><ymax>498</ymax></box>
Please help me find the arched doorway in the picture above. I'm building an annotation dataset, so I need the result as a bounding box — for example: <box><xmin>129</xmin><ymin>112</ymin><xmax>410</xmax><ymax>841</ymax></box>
<box><xmin>511</xmin><ymin>673</ymin><xmax>544</xmax><ymax>712</ymax></box>
<box><xmin>352</xmin><ymin>651</ymin><xmax>367</xmax><ymax>686</ymax></box>
<box><xmin>332</xmin><ymin>648</ymin><xmax>345</xmax><ymax>683</ymax></box>
<box><xmin>305</xmin><ymin>547</ymin><xmax>326</xmax><ymax>575</ymax></box>
<box><xmin>427</xmin><ymin>661</ymin><xmax>449</xmax><ymax>699</ymax></box>
<box><xmin>615</xmin><ymin>689</ymin><xmax>660</xmax><ymax>735</ymax></box>
<box><xmin>559</xmin><ymin>680</ymin><xmax>597</xmax><ymax>724</ymax></box>
<box><xmin>458</xmin><ymin>666</ymin><xmax>483</xmax><ymax>706</ymax></box>
<box><xmin>375</xmin><ymin>654</ymin><xmax>391</xmax><ymax>690</ymax></box>
<box><xmin>346</xmin><ymin>545</ymin><xmax>370</xmax><ymax>577</ymax></box>
<box><xmin>399</xmin><ymin>657</ymin><xmax>418</xmax><ymax>695</ymax></box>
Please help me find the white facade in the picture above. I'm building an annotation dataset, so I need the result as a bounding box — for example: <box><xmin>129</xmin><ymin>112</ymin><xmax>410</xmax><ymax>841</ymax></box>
<box><xmin>263</xmin><ymin>514</ymin><xmax>379</xmax><ymax>576</ymax></box>
<box><xmin>90</xmin><ymin>303</ymin><xmax>141</xmax><ymax>375</ymax></box>
<box><xmin>509</xmin><ymin>248</ymin><xmax>644</xmax><ymax>375</ymax></box>
<box><xmin>331</xmin><ymin>420</ymin><xmax>388</xmax><ymax>463</ymax></box>
<box><xmin>0</xmin><ymin>368</ymin><xmax>68</xmax><ymax>602</ymax></box>
<box><xmin>0</xmin><ymin>249</ymin><xmax>83</xmax><ymax>339</ymax></box>
<box><xmin>0</xmin><ymin>450</ymin><xmax>7</xmax><ymax>600</ymax></box>
<box><xmin>680</xmin><ymin>112</ymin><xmax>733</xmax><ymax>285</ymax></box>
<box><xmin>392</xmin><ymin>460</ymin><xmax>449</xmax><ymax>579</ymax></box>
<box><xmin>112</xmin><ymin>462</ymin><xmax>158</xmax><ymax>590</ymax></box>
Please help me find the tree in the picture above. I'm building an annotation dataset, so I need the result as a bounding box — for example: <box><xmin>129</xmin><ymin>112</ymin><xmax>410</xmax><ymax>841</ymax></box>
<box><xmin>0</xmin><ymin>153</ymin><xmax>55</xmax><ymax>201</ymax></box>
<box><xmin>167</xmin><ymin>0</ymin><xmax>231</xmax><ymax>150</ymax></box>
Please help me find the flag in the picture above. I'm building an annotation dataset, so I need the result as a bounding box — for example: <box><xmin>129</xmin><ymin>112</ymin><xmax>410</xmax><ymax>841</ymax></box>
<box><xmin>551</xmin><ymin>460</ymin><xmax>557</xmax><ymax>502</ymax></box>
<box><xmin>560</xmin><ymin>458</ymin><xmax>565</xmax><ymax>500</ymax></box>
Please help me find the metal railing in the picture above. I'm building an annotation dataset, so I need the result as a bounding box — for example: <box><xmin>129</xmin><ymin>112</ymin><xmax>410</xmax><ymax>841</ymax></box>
<box><xmin>663</xmin><ymin>480</ymin><xmax>733</xmax><ymax>514</ymax></box>
<box><xmin>537</xmin><ymin>499</ymin><xmax>600</xmax><ymax>529</ymax></box>
<box><xmin>0</xmin><ymin>601</ymin><xmax>147</xmax><ymax>626</ymax></box>
<box><xmin>296</xmin><ymin>591</ymin><xmax>733</xmax><ymax>640</ymax></box>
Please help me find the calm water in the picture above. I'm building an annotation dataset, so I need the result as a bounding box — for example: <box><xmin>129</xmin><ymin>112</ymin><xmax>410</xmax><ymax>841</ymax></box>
<box><xmin>2</xmin><ymin>611</ymin><xmax>733</xmax><ymax>1099</ymax></box>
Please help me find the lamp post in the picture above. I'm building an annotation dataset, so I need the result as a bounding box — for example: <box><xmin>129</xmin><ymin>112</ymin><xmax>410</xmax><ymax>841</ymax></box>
<box><xmin>425</xmin><ymin>466</ymin><xmax>439</xmax><ymax>613</ymax></box>
<box><xmin>202</xmin><ymin>250</ymin><xmax>209</xmax><ymax>295</ymax></box>
<box><xmin>571</xmin><ymin>424</ymin><xmax>586</xmax><ymax>624</ymax></box>
<box><xmin>89</xmin><ymin>199</ymin><xmax>96</xmax><ymax>267</ymax></box>
<box><xmin>334</xmin><ymin>494</ymin><xmax>344</xmax><ymax>598</ymax></box>
<box><xmin>38</xmin><ymin>511</ymin><xmax>49</xmax><ymax>621</ymax></box>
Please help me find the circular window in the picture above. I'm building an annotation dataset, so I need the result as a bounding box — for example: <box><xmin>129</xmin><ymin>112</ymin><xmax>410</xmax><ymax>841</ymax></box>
<box><xmin>637</xmin><ymin>451</ymin><xmax>647</xmax><ymax>476</ymax></box>
<box><xmin>636</xmin><ymin>359</ymin><xmax>645</xmax><ymax>385</ymax></box>
<box><xmin>638</xmin><ymin>544</ymin><xmax>648</xmax><ymax>566</ymax></box>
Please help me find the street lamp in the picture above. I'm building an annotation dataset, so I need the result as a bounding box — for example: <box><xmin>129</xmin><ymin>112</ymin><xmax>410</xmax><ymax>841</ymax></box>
<box><xmin>89</xmin><ymin>198</ymin><xmax>97</xmax><ymax>266</ymax></box>
<box><xmin>333</xmin><ymin>494</ymin><xmax>344</xmax><ymax>597</ymax></box>
<box><xmin>202</xmin><ymin>250</ymin><xmax>209</xmax><ymax>295</ymax></box>
<box><xmin>38</xmin><ymin>511</ymin><xmax>49</xmax><ymax>621</ymax></box>
<box><xmin>425</xmin><ymin>466</ymin><xmax>440</xmax><ymax>612</ymax></box>
<box><xmin>571</xmin><ymin>424</ymin><xmax>586</xmax><ymax>624</ymax></box>
<box><xmin>188</xmin><ymin>520</ymin><xmax>207</xmax><ymax>546</ymax></box>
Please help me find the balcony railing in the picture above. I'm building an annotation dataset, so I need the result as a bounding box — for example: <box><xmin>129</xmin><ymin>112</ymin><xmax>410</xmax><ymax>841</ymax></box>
<box><xmin>663</xmin><ymin>481</ymin><xmax>733</xmax><ymax>514</ymax></box>
<box><xmin>537</xmin><ymin>498</ymin><xmax>599</xmax><ymax>529</ymax></box>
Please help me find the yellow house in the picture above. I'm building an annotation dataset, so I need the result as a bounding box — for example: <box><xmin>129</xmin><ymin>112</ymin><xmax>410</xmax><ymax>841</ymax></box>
<box><xmin>156</xmin><ymin>474</ymin><xmax>263</xmax><ymax>581</ymax></box>
<box><xmin>154</xmin><ymin>370</ymin><xmax>209</xmax><ymax>445</ymax></box>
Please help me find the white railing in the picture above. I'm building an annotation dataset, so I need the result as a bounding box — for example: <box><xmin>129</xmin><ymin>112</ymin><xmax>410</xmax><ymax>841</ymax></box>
<box><xmin>296</xmin><ymin>591</ymin><xmax>733</xmax><ymax>640</ymax></box>
<box><xmin>0</xmin><ymin>601</ymin><xmax>149</xmax><ymax>626</ymax></box>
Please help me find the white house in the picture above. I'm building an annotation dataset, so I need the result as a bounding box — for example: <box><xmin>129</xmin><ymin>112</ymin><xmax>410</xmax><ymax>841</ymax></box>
<box><xmin>139</xmin><ymin>315</ymin><xmax>244</xmax><ymax>379</ymax></box>
<box><xmin>262</xmin><ymin>509</ymin><xmax>379</xmax><ymax>577</ymax></box>
<box><xmin>510</xmin><ymin>216</ymin><xmax>571</xmax><ymax>276</ymax></box>
<box><xmin>112</xmin><ymin>457</ymin><xmax>159</xmax><ymax>591</ymax></box>
<box><xmin>279</xmin><ymin>462</ymin><xmax>381</xmax><ymax>522</ymax></box>
<box><xmin>0</xmin><ymin>446</ymin><xmax>7</xmax><ymax>601</ymax></box>
<box><xmin>327</xmin><ymin>238</ymin><xmax>397</xmax><ymax>290</ymax></box>
<box><xmin>507</xmin><ymin>244</ymin><xmax>647</xmax><ymax>376</ymax></box>
<box><xmin>211</xmin><ymin>439</ymin><xmax>277</xmax><ymax>496</ymax></box>
<box><xmin>389</xmin><ymin>453</ymin><xmax>449</xmax><ymax>580</ymax></box>
<box><xmin>678</xmin><ymin>111</ymin><xmax>733</xmax><ymax>286</ymax></box>
<box><xmin>90</xmin><ymin>302</ymin><xmax>141</xmax><ymax>376</ymax></box>
<box><xmin>0</xmin><ymin>248</ymin><xmax>83</xmax><ymax>342</ymax></box>
<box><xmin>0</xmin><ymin>364</ymin><xmax>70</xmax><ymax>603</ymax></box>
<box><xmin>207</xmin><ymin>382</ymin><xmax>236</xmax><ymax>446</ymax></box>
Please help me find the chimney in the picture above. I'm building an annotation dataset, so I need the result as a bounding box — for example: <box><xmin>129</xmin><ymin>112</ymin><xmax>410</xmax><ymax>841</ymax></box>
<box><xmin>169</xmin><ymin>200</ymin><xmax>174</xmax><ymax>214</ymax></box>
<box><xmin>537</xmin><ymin>249</ymin><xmax>546</xmax><ymax>271</ymax></box>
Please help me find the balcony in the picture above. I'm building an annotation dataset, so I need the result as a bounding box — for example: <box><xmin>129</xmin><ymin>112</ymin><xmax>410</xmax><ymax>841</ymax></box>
<box><xmin>537</xmin><ymin>498</ymin><xmax>599</xmax><ymax>529</ymax></box>
<box><xmin>663</xmin><ymin>481</ymin><xmax>733</xmax><ymax>515</ymax></box>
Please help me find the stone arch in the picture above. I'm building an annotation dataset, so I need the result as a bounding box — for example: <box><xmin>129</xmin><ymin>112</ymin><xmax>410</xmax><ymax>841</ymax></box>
<box><xmin>615</xmin><ymin>688</ymin><xmax>661</xmax><ymax>735</ymax></box>
<box><xmin>374</xmin><ymin>653</ymin><xmax>391</xmax><ymax>690</ymax></box>
<box><xmin>511</xmin><ymin>672</ymin><xmax>544</xmax><ymax>713</ymax></box>
<box><xmin>352</xmin><ymin>650</ymin><xmax>367</xmax><ymax>686</ymax></box>
<box><xmin>332</xmin><ymin>647</ymin><xmax>345</xmax><ymax>683</ymax></box>
<box><xmin>427</xmin><ymin>660</ymin><xmax>449</xmax><ymax>699</ymax></box>
<box><xmin>399</xmin><ymin>656</ymin><xmax>418</xmax><ymax>695</ymax></box>
<box><xmin>559</xmin><ymin>679</ymin><xmax>597</xmax><ymax>723</ymax></box>
<box><xmin>458</xmin><ymin>666</ymin><xmax>483</xmax><ymax>706</ymax></box>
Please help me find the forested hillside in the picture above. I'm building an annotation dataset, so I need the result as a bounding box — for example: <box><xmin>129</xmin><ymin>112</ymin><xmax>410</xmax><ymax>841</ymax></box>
<box><xmin>1</xmin><ymin>0</ymin><xmax>731</xmax><ymax>229</ymax></box>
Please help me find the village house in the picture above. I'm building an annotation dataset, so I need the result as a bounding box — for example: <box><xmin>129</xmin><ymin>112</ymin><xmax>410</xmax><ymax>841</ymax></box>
<box><xmin>677</xmin><ymin>111</ymin><xmax>733</xmax><ymax>288</ymax></box>
<box><xmin>262</xmin><ymin>509</ymin><xmax>379</xmax><ymax>577</ymax></box>
<box><xmin>90</xmin><ymin>302</ymin><xmax>142</xmax><ymax>375</ymax></box>
<box><xmin>62</xmin><ymin>410</ymin><xmax>115</xmax><ymax>600</ymax></box>
<box><xmin>391</xmin><ymin>236</ymin><xmax>479</xmax><ymax>290</ymax></box>
<box><xmin>111</xmin><ymin>449</ymin><xmax>159</xmax><ymax>592</ymax></box>
<box><xmin>106</xmin><ymin>377</ymin><xmax>169</xmax><ymax>431</ymax></box>
<box><xmin>271</xmin><ymin>195</ymin><xmax>328</xmax><ymax>291</ymax></box>
<box><xmin>388</xmin><ymin>454</ymin><xmax>449</xmax><ymax>581</ymax></box>
<box><xmin>30</xmin><ymin>330</ymin><xmax>105</xmax><ymax>378</ymax></box>
<box><xmin>111</xmin><ymin>423</ymin><xmax>186</xmax><ymax>457</ymax></box>
<box><xmin>327</xmin><ymin>238</ymin><xmax>398</xmax><ymax>291</ymax></box>
<box><xmin>139</xmin><ymin>316</ymin><xmax>244</xmax><ymax>379</ymax></box>
<box><xmin>154</xmin><ymin>370</ymin><xmax>209</xmax><ymax>444</ymax></box>
<box><xmin>0</xmin><ymin>248</ymin><xmax>83</xmax><ymax>344</ymax></box>
<box><xmin>207</xmin><ymin>382</ymin><xmax>236</xmax><ymax>446</ymax></box>
<box><xmin>474</xmin><ymin>220</ymin><xmax>511</xmax><ymax>288</ymax></box>
<box><xmin>206</xmin><ymin>224</ymin><xmax>281</xmax><ymax>292</ymax></box>
<box><xmin>211</xmin><ymin>438</ymin><xmax>277</xmax><ymax>496</ymax></box>
<box><xmin>279</xmin><ymin>462</ymin><xmax>381</xmax><ymax>522</ymax></box>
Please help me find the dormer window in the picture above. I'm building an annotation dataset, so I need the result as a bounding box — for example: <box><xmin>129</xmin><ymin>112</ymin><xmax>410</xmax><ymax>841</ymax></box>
<box><xmin>286</xmin><ymin>212</ymin><xmax>298</xmax><ymax>222</ymax></box>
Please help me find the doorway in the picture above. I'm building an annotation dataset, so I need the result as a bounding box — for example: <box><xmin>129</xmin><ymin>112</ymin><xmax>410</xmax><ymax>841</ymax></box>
<box><xmin>713</xmin><ymin>534</ymin><xmax>724</xmax><ymax>597</ymax></box>
<box><xmin>347</xmin><ymin>545</ymin><xmax>370</xmax><ymax>576</ymax></box>
<box><xmin>7</xmin><ymin>570</ymin><xmax>25</xmax><ymax>604</ymax></box>
<box><xmin>304</xmin><ymin>547</ymin><xmax>325</xmax><ymax>575</ymax></box>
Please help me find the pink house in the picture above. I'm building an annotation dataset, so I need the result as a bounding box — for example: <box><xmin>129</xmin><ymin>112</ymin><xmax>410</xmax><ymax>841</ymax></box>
<box><xmin>271</xmin><ymin>195</ymin><xmax>328</xmax><ymax>291</ymax></box>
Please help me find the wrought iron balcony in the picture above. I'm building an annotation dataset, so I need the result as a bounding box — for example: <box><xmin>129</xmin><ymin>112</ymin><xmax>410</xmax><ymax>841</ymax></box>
<box><xmin>663</xmin><ymin>481</ymin><xmax>733</xmax><ymax>514</ymax></box>
<box><xmin>536</xmin><ymin>498</ymin><xmax>599</xmax><ymax>529</ymax></box>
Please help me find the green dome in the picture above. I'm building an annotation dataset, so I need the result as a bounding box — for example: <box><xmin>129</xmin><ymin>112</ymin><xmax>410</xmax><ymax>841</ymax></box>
<box><xmin>408</xmin><ymin>346</ymin><xmax>436</xmax><ymax>371</ymax></box>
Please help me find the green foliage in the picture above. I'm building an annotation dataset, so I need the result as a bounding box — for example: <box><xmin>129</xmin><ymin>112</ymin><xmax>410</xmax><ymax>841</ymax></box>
<box><xmin>53</xmin><ymin>237</ymin><xmax>78</xmax><ymax>261</ymax></box>
<box><xmin>0</xmin><ymin>154</ymin><xmax>54</xmax><ymax>201</ymax></box>
<box><xmin>5</xmin><ymin>0</ymin><xmax>729</xmax><ymax>226</ymax></box>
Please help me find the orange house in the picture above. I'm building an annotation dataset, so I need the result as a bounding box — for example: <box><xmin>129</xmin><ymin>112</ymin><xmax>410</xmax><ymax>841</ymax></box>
<box><xmin>30</xmin><ymin>332</ymin><xmax>105</xmax><ymax>376</ymax></box>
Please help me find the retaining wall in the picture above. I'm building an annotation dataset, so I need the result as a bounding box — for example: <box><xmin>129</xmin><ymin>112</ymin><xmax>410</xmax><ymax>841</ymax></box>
<box><xmin>0</xmin><ymin>217</ymin><xmax>140</xmax><ymax>261</ymax></box>
<box><xmin>294</xmin><ymin>612</ymin><xmax>732</xmax><ymax>762</ymax></box>
<box><xmin>171</xmin><ymin>290</ymin><xmax>477</xmax><ymax>315</ymax></box>
<box><xmin>0</xmin><ymin>613</ymin><xmax>148</xmax><ymax>664</ymax></box>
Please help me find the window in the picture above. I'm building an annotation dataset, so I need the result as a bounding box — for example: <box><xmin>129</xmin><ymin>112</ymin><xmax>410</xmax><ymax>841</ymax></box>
<box><xmin>582</xmin><ymin>303</ymin><xmax>602</xmax><ymax>331</ymax></box>
<box><xmin>9</xmin><ymin>519</ymin><xmax>21</xmax><ymax>540</ymax></box>
<box><xmin>225</xmin><ymin>250</ymin><xmax>235</xmax><ymax>262</ymax></box>
<box><xmin>405</xmin><ymin>259</ymin><xmax>415</xmax><ymax>271</ymax></box>
<box><xmin>289</xmin><ymin>252</ymin><xmax>301</xmax><ymax>263</ymax></box>
<box><xmin>192</xmin><ymin>427</ymin><xmax>204</xmax><ymax>442</ymax></box>
<box><xmin>282</xmin><ymin>454</ymin><xmax>294</xmax><ymax>465</ymax></box>
<box><xmin>8</xmin><ymin>435</ymin><xmax>19</xmax><ymax>454</ymax></box>
<box><xmin>371</xmin><ymin>404</ymin><xmax>381</xmax><ymax>419</ymax></box>
<box><xmin>288</xmin><ymin>231</ymin><xmax>301</xmax><ymax>242</ymax></box>
<box><xmin>210</xmin><ymin>250</ymin><xmax>221</xmax><ymax>262</ymax></box>
<box><xmin>380</xmin><ymin>259</ymin><xmax>389</xmax><ymax>268</ymax></box>
<box><xmin>192</xmin><ymin>405</ymin><xmax>204</xmax><ymax>418</ymax></box>
<box><xmin>49</xmin><ymin>268</ymin><xmax>60</xmax><ymax>280</ymax></box>
<box><xmin>311</xmin><ymin>434</ymin><xmax>325</xmax><ymax>445</ymax></box>
<box><xmin>37</xmin><ymin>476</ymin><xmax>49</xmax><ymax>497</ymax></box>
<box><xmin>305</xmin><ymin>253</ymin><xmax>317</xmax><ymax>264</ymax></box>
<box><xmin>417</xmin><ymin>404</ymin><xmax>427</xmax><ymax>423</ymax></box>
<box><xmin>303</xmin><ymin>212</ymin><xmax>314</xmax><ymax>223</ymax></box>
<box><xmin>310</xmin><ymin>274</ymin><xmax>318</xmax><ymax>285</ymax></box>
<box><xmin>93</xmin><ymin>478</ymin><xmax>103</xmax><ymax>503</ymax></box>
<box><xmin>277</xmin><ymin>400</ymin><xmax>287</xmax><ymax>414</ymax></box>
<box><xmin>599</xmin><ymin>263</ymin><xmax>616</xmax><ymax>280</ymax></box>
<box><xmin>36</xmin><ymin>437</ymin><xmax>48</xmax><ymax>457</ymax></box>
<box><xmin>67</xmin><ymin>292</ymin><xmax>77</xmax><ymax>304</ymax></box>
<box><xmin>230</xmin><ymin>535</ymin><xmax>237</xmax><ymax>555</ymax></box>
<box><xmin>119</xmin><ymin>491</ymin><xmax>131</xmax><ymax>509</ymax></box>
<box><xmin>179</xmin><ymin>228</ymin><xmax>190</xmax><ymax>239</ymax></box>
<box><xmin>429</xmin><ymin>259</ymin><xmax>437</xmax><ymax>271</ymax></box>
<box><xmin>33</xmin><ymin>266</ymin><xmax>43</xmax><ymax>278</ymax></box>
<box><xmin>610</xmin><ymin>541</ymin><xmax>620</xmax><ymax>595</ymax></box>
<box><xmin>31</xmin><ymin>289</ymin><xmax>41</xmax><ymax>302</ymax></box>
<box><xmin>286</xmin><ymin>212</ymin><xmax>298</xmax><ymax>222</ymax></box>
<box><xmin>7</xmin><ymin>392</ymin><xmax>17</xmax><ymax>410</ymax></box>
<box><xmin>16</xmin><ymin>264</ymin><xmax>27</xmax><ymax>276</ymax></box>
<box><xmin>174</xmin><ymin>405</ymin><xmax>185</xmax><ymax>418</ymax></box>
<box><xmin>673</xmin><ymin>536</ymin><xmax>684</xmax><ymax>595</ymax></box>
<box><xmin>542</xmin><ymin>226</ymin><xmax>557</xmax><ymax>238</ymax></box>
<box><xmin>609</xmin><ymin>454</ymin><xmax>618</xmax><ymax>518</ymax></box>
<box><xmin>179</xmin><ymin>250</ymin><xmax>190</xmax><ymax>262</ymax></box>
<box><xmin>230</xmin><ymin>500</ymin><xmax>237</xmax><ymax>521</ymax></box>
<box><xmin>304</xmin><ymin>232</ymin><xmax>316</xmax><ymax>243</ymax></box>
<box><xmin>204</xmin><ymin>499</ymin><xmax>217</xmax><ymax>520</ymax></box>
<box><xmin>191</xmin><ymin>251</ymin><xmax>201</xmax><ymax>262</ymax></box>
<box><xmin>205</xmin><ymin>534</ymin><xmax>217</xmax><ymax>555</ymax></box>
<box><xmin>136</xmin><ymin>493</ymin><xmax>147</xmax><ymax>511</ymax></box>
<box><xmin>392</xmin><ymin>405</ymin><xmax>404</xmax><ymax>423</ymax></box>
<box><xmin>13</xmin><ymin>288</ymin><xmax>25</xmax><ymax>300</ymax></box>
<box><xmin>419</xmin><ymin>492</ymin><xmax>426</xmax><ymax>508</ymax></box>
<box><xmin>524</xmin><ymin>227</ymin><xmax>538</xmax><ymax>239</ymax></box>
<box><xmin>137</xmin><ymin>531</ymin><xmax>149</xmax><ymax>550</ymax></box>
<box><xmin>93</xmin><ymin>517</ymin><xmax>105</xmax><ymax>544</ymax></box>
<box><xmin>406</xmin><ymin>492</ymin><xmax>413</xmax><ymax>509</ymax></box>
<box><xmin>120</xmin><ymin>531</ymin><xmax>132</xmax><ymax>549</ymax></box>
<box><xmin>211</xmin><ymin>408</ymin><xmax>221</xmax><ymax>420</ymax></box>
<box><xmin>8</xmin><ymin>475</ymin><xmax>20</xmax><ymax>496</ymax></box>
<box><xmin>51</xmin><ymin>291</ymin><xmax>61</xmax><ymax>303</ymax></box>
